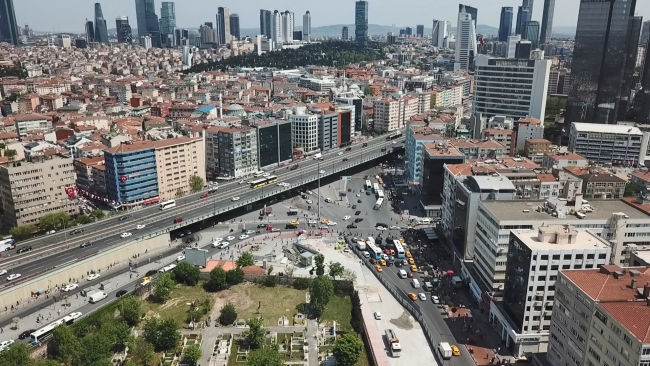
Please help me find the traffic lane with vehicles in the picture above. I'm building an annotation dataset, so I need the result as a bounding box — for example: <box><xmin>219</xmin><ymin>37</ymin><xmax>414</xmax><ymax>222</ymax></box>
<box><xmin>5</xmin><ymin>136</ymin><xmax>401</xmax><ymax>255</ymax></box>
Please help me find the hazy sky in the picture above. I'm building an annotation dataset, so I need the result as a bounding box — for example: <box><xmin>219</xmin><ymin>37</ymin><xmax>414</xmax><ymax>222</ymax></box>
<box><xmin>14</xmin><ymin>0</ymin><xmax>650</xmax><ymax>32</ymax></box>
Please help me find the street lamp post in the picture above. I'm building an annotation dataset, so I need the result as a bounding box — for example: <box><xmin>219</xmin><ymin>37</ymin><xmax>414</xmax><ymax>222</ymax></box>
<box><xmin>317</xmin><ymin>160</ymin><xmax>321</xmax><ymax>221</ymax></box>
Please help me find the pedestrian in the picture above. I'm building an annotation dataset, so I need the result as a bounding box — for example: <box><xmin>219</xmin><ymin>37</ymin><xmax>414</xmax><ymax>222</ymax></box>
<box><xmin>0</xmin><ymin>327</ymin><xmax>3</xmax><ymax>333</ymax></box>
<box><xmin>57</xmin><ymin>309</ymin><xmax>61</xmax><ymax>315</ymax></box>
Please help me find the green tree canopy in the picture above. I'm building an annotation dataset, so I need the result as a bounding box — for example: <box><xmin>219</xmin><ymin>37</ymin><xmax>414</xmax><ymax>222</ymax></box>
<box><xmin>624</xmin><ymin>182</ymin><xmax>638</xmax><ymax>197</ymax></box>
<box><xmin>128</xmin><ymin>337</ymin><xmax>156</xmax><ymax>366</ymax></box>
<box><xmin>183</xmin><ymin>343</ymin><xmax>202</xmax><ymax>366</ymax></box>
<box><xmin>9</xmin><ymin>224</ymin><xmax>36</xmax><ymax>241</ymax></box>
<box><xmin>39</xmin><ymin>211</ymin><xmax>71</xmax><ymax>231</ymax></box>
<box><xmin>0</xmin><ymin>343</ymin><xmax>32</xmax><ymax>366</ymax></box>
<box><xmin>153</xmin><ymin>272</ymin><xmax>176</xmax><ymax>303</ymax></box>
<box><xmin>119</xmin><ymin>296</ymin><xmax>143</xmax><ymax>326</ymax></box>
<box><xmin>314</xmin><ymin>254</ymin><xmax>325</xmax><ymax>276</ymax></box>
<box><xmin>329</xmin><ymin>261</ymin><xmax>345</xmax><ymax>279</ymax></box>
<box><xmin>246</xmin><ymin>317</ymin><xmax>266</xmax><ymax>349</ymax></box>
<box><xmin>208</xmin><ymin>266</ymin><xmax>227</xmax><ymax>291</ymax></box>
<box><xmin>51</xmin><ymin>324</ymin><xmax>84</xmax><ymax>365</ymax></box>
<box><xmin>189</xmin><ymin>175</ymin><xmax>205</xmax><ymax>192</ymax></box>
<box><xmin>174</xmin><ymin>261</ymin><xmax>201</xmax><ymax>286</ymax></box>
<box><xmin>333</xmin><ymin>333</ymin><xmax>364</xmax><ymax>366</ymax></box>
<box><xmin>246</xmin><ymin>345</ymin><xmax>284</xmax><ymax>366</ymax></box>
<box><xmin>143</xmin><ymin>318</ymin><xmax>181</xmax><ymax>351</ymax></box>
<box><xmin>309</xmin><ymin>276</ymin><xmax>334</xmax><ymax>318</ymax></box>
<box><xmin>236</xmin><ymin>251</ymin><xmax>255</xmax><ymax>267</ymax></box>
<box><xmin>226</xmin><ymin>267</ymin><xmax>245</xmax><ymax>286</ymax></box>
<box><xmin>219</xmin><ymin>303</ymin><xmax>237</xmax><ymax>325</ymax></box>
<box><xmin>92</xmin><ymin>209</ymin><xmax>105</xmax><ymax>220</ymax></box>
<box><xmin>76</xmin><ymin>215</ymin><xmax>93</xmax><ymax>225</ymax></box>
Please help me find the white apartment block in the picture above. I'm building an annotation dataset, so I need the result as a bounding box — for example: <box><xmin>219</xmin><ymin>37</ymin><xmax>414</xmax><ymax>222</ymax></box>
<box><xmin>455</xmin><ymin>11</ymin><xmax>477</xmax><ymax>71</ymax></box>
<box><xmin>153</xmin><ymin>137</ymin><xmax>206</xmax><ymax>201</ymax></box>
<box><xmin>489</xmin><ymin>225</ymin><xmax>610</xmax><ymax>357</ymax></box>
<box><xmin>473</xmin><ymin>55</ymin><xmax>551</xmax><ymax>122</ymax></box>
<box><xmin>374</xmin><ymin>98</ymin><xmax>400</xmax><ymax>132</ymax></box>
<box><xmin>548</xmin><ymin>265</ymin><xmax>650</xmax><ymax>366</ymax></box>
<box><xmin>291</xmin><ymin>112</ymin><xmax>319</xmax><ymax>153</ymax></box>
<box><xmin>569</xmin><ymin>122</ymin><xmax>646</xmax><ymax>166</ymax></box>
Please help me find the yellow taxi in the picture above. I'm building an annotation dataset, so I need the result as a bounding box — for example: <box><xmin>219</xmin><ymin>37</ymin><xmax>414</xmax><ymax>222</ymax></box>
<box><xmin>451</xmin><ymin>344</ymin><xmax>461</xmax><ymax>356</ymax></box>
<box><xmin>399</xmin><ymin>238</ymin><xmax>405</xmax><ymax>244</ymax></box>
<box><xmin>389</xmin><ymin>249</ymin><xmax>395</xmax><ymax>256</ymax></box>
<box><xmin>375</xmin><ymin>265</ymin><xmax>383</xmax><ymax>273</ymax></box>
<box><xmin>407</xmin><ymin>258</ymin><xmax>415</xmax><ymax>265</ymax></box>
<box><xmin>321</xmin><ymin>219</ymin><xmax>330</xmax><ymax>225</ymax></box>
<box><xmin>405</xmin><ymin>251</ymin><xmax>412</xmax><ymax>258</ymax></box>
<box><xmin>410</xmin><ymin>265</ymin><xmax>418</xmax><ymax>272</ymax></box>
<box><xmin>408</xmin><ymin>293</ymin><xmax>418</xmax><ymax>301</ymax></box>
<box><xmin>379</xmin><ymin>259</ymin><xmax>386</xmax><ymax>266</ymax></box>
<box><xmin>289</xmin><ymin>220</ymin><xmax>299</xmax><ymax>226</ymax></box>
<box><xmin>140</xmin><ymin>276</ymin><xmax>153</xmax><ymax>285</ymax></box>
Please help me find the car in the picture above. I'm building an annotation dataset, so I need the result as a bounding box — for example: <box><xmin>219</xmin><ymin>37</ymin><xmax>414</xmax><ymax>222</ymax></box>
<box><xmin>345</xmin><ymin>147</ymin><xmax>352</xmax><ymax>151</ymax></box>
<box><xmin>357</xmin><ymin>199</ymin><xmax>362</xmax><ymax>203</ymax></box>
<box><xmin>408</xmin><ymin>258</ymin><xmax>415</xmax><ymax>265</ymax></box>
<box><xmin>354</xmin><ymin>210</ymin><xmax>361</xmax><ymax>215</ymax></box>
<box><xmin>324</xmin><ymin>198</ymin><xmax>333</xmax><ymax>203</ymax></box>
<box><xmin>262</xmin><ymin>173</ymin><xmax>270</xmax><ymax>177</ymax></box>
<box><xmin>79</xmin><ymin>242</ymin><xmax>92</xmax><ymax>248</ymax></box>
<box><xmin>319</xmin><ymin>225</ymin><xmax>329</xmax><ymax>229</ymax></box>
<box><xmin>408</xmin><ymin>293</ymin><xmax>418</xmax><ymax>301</ymax></box>
<box><xmin>116</xmin><ymin>290</ymin><xmax>128</xmax><ymax>298</ymax></box>
<box><xmin>354</xmin><ymin>218</ymin><xmax>363</xmax><ymax>223</ymax></box>
<box><xmin>18</xmin><ymin>330</ymin><xmax>35</xmax><ymax>340</ymax></box>
<box><xmin>356</xmin><ymin>193</ymin><xmax>361</xmax><ymax>197</ymax></box>
<box><xmin>374</xmin><ymin>311</ymin><xmax>381</xmax><ymax>320</ymax></box>
<box><xmin>118</xmin><ymin>215</ymin><xmax>129</xmax><ymax>222</ymax></box>
<box><xmin>389</xmin><ymin>225</ymin><xmax>400</xmax><ymax>230</ymax></box>
<box><xmin>87</xmin><ymin>273</ymin><xmax>100</xmax><ymax>281</ymax></box>
<box><xmin>0</xmin><ymin>340</ymin><xmax>14</xmax><ymax>349</ymax></box>
<box><xmin>200</xmin><ymin>193</ymin><xmax>209</xmax><ymax>199</ymax></box>
<box><xmin>418</xmin><ymin>293</ymin><xmax>427</xmax><ymax>301</ymax></box>
<box><xmin>343</xmin><ymin>247</ymin><xmax>350</xmax><ymax>253</ymax></box>
<box><xmin>211</xmin><ymin>241</ymin><xmax>221</xmax><ymax>248</ymax></box>
<box><xmin>366</xmin><ymin>191</ymin><xmax>371</xmax><ymax>195</ymax></box>
<box><xmin>226</xmin><ymin>236</ymin><xmax>235</xmax><ymax>241</ymax></box>
<box><xmin>270</xmin><ymin>228</ymin><xmax>280</xmax><ymax>232</ymax></box>
<box><xmin>369</xmin><ymin>258</ymin><xmax>376</xmax><ymax>264</ymax></box>
<box><xmin>343</xmin><ymin>215</ymin><xmax>351</xmax><ymax>220</ymax></box>
<box><xmin>62</xmin><ymin>283</ymin><xmax>78</xmax><ymax>292</ymax></box>
<box><xmin>319</xmin><ymin>170</ymin><xmax>326</xmax><ymax>174</ymax></box>
<box><xmin>451</xmin><ymin>344</ymin><xmax>461</xmax><ymax>356</ymax></box>
<box><xmin>70</xmin><ymin>228</ymin><xmax>84</xmax><ymax>235</ymax></box>
<box><xmin>176</xmin><ymin>255</ymin><xmax>186</xmax><ymax>262</ymax></box>
<box><xmin>218</xmin><ymin>242</ymin><xmax>230</xmax><ymax>249</ymax></box>
<box><xmin>375</xmin><ymin>265</ymin><xmax>383</xmax><ymax>272</ymax></box>
<box><xmin>231</xmin><ymin>196</ymin><xmax>240</xmax><ymax>201</ymax></box>
<box><xmin>327</xmin><ymin>221</ymin><xmax>337</xmax><ymax>226</ymax></box>
<box><xmin>238</xmin><ymin>180</ymin><xmax>246</xmax><ymax>185</ymax></box>
<box><xmin>338</xmin><ymin>152</ymin><xmax>343</xmax><ymax>156</ymax></box>
<box><xmin>120</xmin><ymin>232</ymin><xmax>132</xmax><ymax>238</ymax></box>
<box><xmin>431</xmin><ymin>295</ymin><xmax>440</xmax><ymax>304</ymax></box>
<box><xmin>410</xmin><ymin>265</ymin><xmax>418</xmax><ymax>272</ymax></box>
<box><xmin>174</xmin><ymin>218</ymin><xmax>183</xmax><ymax>223</ymax></box>
<box><xmin>377</xmin><ymin>226</ymin><xmax>387</xmax><ymax>231</ymax></box>
<box><xmin>405</xmin><ymin>251</ymin><xmax>412</xmax><ymax>258</ymax></box>
<box><xmin>321</xmin><ymin>219</ymin><xmax>330</xmax><ymax>225</ymax></box>
<box><xmin>46</xmin><ymin>230</ymin><xmax>56</xmax><ymax>235</ymax></box>
<box><xmin>379</xmin><ymin>259</ymin><xmax>386</xmax><ymax>266</ymax></box>
<box><xmin>346</xmin><ymin>224</ymin><xmax>357</xmax><ymax>229</ymax></box>
<box><xmin>342</xmin><ymin>158</ymin><xmax>348</xmax><ymax>162</ymax></box>
<box><xmin>238</xmin><ymin>234</ymin><xmax>249</xmax><ymax>240</ymax></box>
<box><xmin>395</xmin><ymin>260</ymin><xmax>403</xmax><ymax>267</ymax></box>
<box><xmin>16</xmin><ymin>246</ymin><xmax>32</xmax><ymax>253</ymax></box>
<box><xmin>407</xmin><ymin>271</ymin><xmax>414</xmax><ymax>278</ymax></box>
<box><xmin>392</xmin><ymin>141</ymin><xmax>398</xmax><ymax>144</ymax></box>
<box><xmin>6</xmin><ymin>273</ymin><xmax>21</xmax><ymax>281</ymax></box>
<box><xmin>351</xmin><ymin>204</ymin><xmax>357</xmax><ymax>209</ymax></box>
<box><xmin>136</xmin><ymin>224</ymin><xmax>146</xmax><ymax>229</ymax></box>
<box><xmin>246</xmin><ymin>230</ymin><xmax>256</xmax><ymax>235</ymax></box>
<box><xmin>0</xmin><ymin>270</ymin><xmax>5</xmax><ymax>276</ymax></box>
<box><xmin>306</xmin><ymin>199</ymin><xmax>313</xmax><ymax>204</ymax></box>
<box><xmin>381</xmin><ymin>254</ymin><xmax>388</xmax><ymax>260</ymax></box>
<box><xmin>307</xmin><ymin>219</ymin><xmax>317</xmax><ymax>224</ymax></box>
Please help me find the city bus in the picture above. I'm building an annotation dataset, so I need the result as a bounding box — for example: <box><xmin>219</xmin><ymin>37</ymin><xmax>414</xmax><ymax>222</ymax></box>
<box><xmin>159</xmin><ymin>199</ymin><xmax>176</xmax><ymax>210</ymax></box>
<box><xmin>373</xmin><ymin>183</ymin><xmax>379</xmax><ymax>193</ymax></box>
<box><xmin>373</xmin><ymin>198</ymin><xmax>384</xmax><ymax>210</ymax></box>
<box><xmin>377</xmin><ymin>190</ymin><xmax>384</xmax><ymax>199</ymax></box>
<box><xmin>30</xmin><ymin>312</ymin><xmax>82</xmax><ymax>345</ymax></box>
<box><xmin>0</xmin><ymin>239</ymin><xmax>16</xmax><ymax>252</ymax></box>
<box><xmin>393</xmin><ymin>240</ymin><xmax>405</xmax><ymax>259</ymax></box>
<box><xmin>367</xmin><ymin>241</ymin><xmax>382</xmax><ymax>260</ymax></box>
<box><xmin>250</xmin><ymin>175</ymin><xmax>278</xmax><ymax>189</ymax></box>
<box><xmin>365</xmin><ymin>180</ymin><xmax>372</xmax><ymax>191</ymax></box>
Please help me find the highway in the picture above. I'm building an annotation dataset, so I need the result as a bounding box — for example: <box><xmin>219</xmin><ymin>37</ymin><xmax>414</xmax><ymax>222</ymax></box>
<box><xmin>0</xmin><ymin>134</ymin><xmax>404</xmax><ymax>282</ymax></box>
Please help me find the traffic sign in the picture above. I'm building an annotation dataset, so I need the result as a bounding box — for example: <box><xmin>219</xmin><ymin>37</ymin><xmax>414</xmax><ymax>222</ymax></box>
<box><xmin>341</xmin><ymin>176</ymin><xmax>352</xmax><ymax>181</ymax></box>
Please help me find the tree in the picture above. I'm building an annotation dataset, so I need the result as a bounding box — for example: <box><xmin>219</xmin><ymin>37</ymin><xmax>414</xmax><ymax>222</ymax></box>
<box><xmin>120</xmin><ymin>296</ymin><xmax>143</xmax><ymax>326</ymax></box>
<box><xmin>0</xmin><ymin>343</ymin><xmax>32</xmax><ymax>366</ymax></box>
<box><xmin>175</xmin><ymin>187</ymin><xmax>185</xmax><ymax>198</ymax></box>
<box><xmin>153</xmin><ymin>272</ymin><xmax>176</xmax><ymax>303</ymax></box>
<box><xmin>143</xmin><ymin>318</ymin><xmax>181</xmax><ymax>351</ymax></box>
<box><xmin>246</xmin><ymin>345</ymin><xmax>284</xmax><ymax>366</ymax></box>
<box><xmin>81</xmin><ymin>332</ymin><xmax>114</xmax><ymax>365</ymax></box>
<box><xmin>226</xmin><ymin>268</ymin><xmax>245</xmax><ymax>285</ymax></box>
<box><xmin>246</xmin><ymin>317</ymin><xmax>266</xmax><ymax>349</ymax></box>
<box><xmin>76</xmin><ymin>214</ymin><xmax>93</xmax><ymax>225</ymax></box>
<box><xmin>236</xmin><ymin>251</ymin><xmax>255</xmax><ymax>267</ymax></box>
<box><xmin>264</xmin><ymin>275</ymin><xmax>277</xmax><ymax>287</ymax></box>
<box><xmin>128</xmin><ymin>337</ymin><xmax>155</xmax><ymax>366</ymax></box>
<box><xmin>51</xmin><ymin>324</ymin><xmax>84</xmax><ymax>365</ymax></box>
<box><xmin>104</xmin><ymin>320</ymin><xmax>132</xmax><ymax>350</ymax></box>
<box><xmin>9</xmin><ymin>224</ymin><xmax>36</xmax><ymax>241</ymax></box>
<box><xmin>174</xmin><ymin>261</ymin><xmax>200</xmax><ymax>286</ymax></box>
<box><xmin>219</xmin><ymin>303</ymin><xmax>238</xmax><ymax>325</ymax></box>
<box><xmin>208</xmin><ymin>266</ymin><xmax>227</xmax><ymax>291</ymax></box>
<box><xmin>183</xmin><ymin>343</ymin><xmax>202</xmax><ymax>366</ymax></box>
<box><xmin>293</xmin><ymin>277</ymin><xmax>311</xmax><ymax>290</ymax></box>
<box><xmin>309</xmin><ymin>276</ymin><xmax>334</xmax><ymax>317</ymax></box>
<box><xmin>92</xmin><ymin>209</ymin><xmax>105</xmax><ymax>220</ymax></box>
<box><xmin>267</xmin><ymin>265</ymin><xmax>274</xmax><ymax>275</ymax></box>
<box><xmin>341</xmin><ymin>268</ymin><xmax>357</xmax><ymax>284</ymax></box>
<box><xmin>39</xmin><ymin>211</ymin><xmax>71</xmax><ymax>231</ymax></box>
<box><xmin>189</xmin><ymin>175</ymin><xmax>205</xmax><ymax>193</ymax></box>
<box><xmin>625</xmin><ymin>182</ymin><xmax>638</xmax><ymax>197</ymax></box>
<box><xmin>363</xmin><ymin>87</ymin><xmax>374</xmax><ymax>96</ymax></box>
<box><xmin>314</xmin><ymin>253</ymin><xmax>325</xmax><ymax>276</ymax></box>
<box><xmin>329</xmin><ymin>262</ymin><xmax>345</xmax><ymax>280</ymax></box>
<box><xmin>333</xmin><ymin>333</ymin><xmax>364</xmax><ymax>366</ymax></box>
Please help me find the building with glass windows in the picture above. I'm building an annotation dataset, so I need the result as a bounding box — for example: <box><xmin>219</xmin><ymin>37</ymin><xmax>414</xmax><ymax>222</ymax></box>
<box><xmin>104</xmin><ymin>141</ymin><xmax>158</xmax><ymax>204</ymax></box>
<box><xmin>94</xmin><ymin>3</ymin><xmax>109</xmax><ymax>44</ymax></box>
<box><xmin>498</xmin><ymin>7</ymin><xmax>513</xmax><ymax>42</ymax></box>
<box><xmin>539</xmin><ymin>0</ymin><xmax>555</xmax><ymax>44</ymax></box>
<box><xmin>255</xmin><ymin>120</ymin><xmax>293</xmax><ymax>169</ymax></box>
<box><xmin>115</xmin><ymin>16</ymin><xmax>132</xmax><ymax>44</ymax></box>
<box><xmin>0</xmin><ymin>0</ymin><xmax>18</xmax><ymax>45</ymax></box>
<box><xmin>524</xmin><ymin>21</ymin><xmax>540</xmax><ymax>49</ymax></box>
<box><xmin>160</xmin><ymin>2</ymin><xmax>176</xmax><ymax>43</ymax></box>
<box><xmin>515</xmin><ymin>6</ymin><xmax>531</xmax><ymax>36</ymax></box>
<box><xmin>355</xmin><ymin>1</ymin><xmax>368</xmax><ymax>47</ymax></box>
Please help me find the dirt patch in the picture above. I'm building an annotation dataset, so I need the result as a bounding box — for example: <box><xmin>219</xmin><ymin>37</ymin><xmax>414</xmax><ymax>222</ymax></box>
<box><xmin>389</xmin><ymin>310</ymin><xmax>414</xmax><ymax>330</ymax></box>
<box><xmin>211</xmin><ymin>283</ymin><xmax>255</xmax><ymax>316</ymax></box>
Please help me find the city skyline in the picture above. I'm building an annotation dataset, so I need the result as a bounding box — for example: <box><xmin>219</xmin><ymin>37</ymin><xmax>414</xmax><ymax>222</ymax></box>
<box><xmin>12</xmin><ymin>0</ymin><xmax>650</xmax><ymax>33</ymax></box>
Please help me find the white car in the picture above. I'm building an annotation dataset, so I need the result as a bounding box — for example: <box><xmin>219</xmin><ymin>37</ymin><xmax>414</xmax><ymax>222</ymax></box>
<box><xmin>319</xmin><ymin>225</ymin><xmax>329</xmax><ymax>229</ymax></box>
<box><xmin>389</xmin><ymin>225</ymin><xmax>400</xmax><ymax>230</ymax></box>
<box><xmin>319</xmin><ymin>170</ymin><xmax>326</xmax><ymax>174</ymax></box>
<box><xmin>61</xmin><ymin>283</ymin><xmax>78</xmax><ymax>292</ymax></box>
<box><xmin>327</xmin><ymin>221</ymin><xmax>337</xmax><ymax>226</ymax></box>
<box><xmin>381</xmin><ymin>254</ymin><xmax>388</xmax><ymax>260</ymax></box>
<box><xmin>238</xmin><ymin>234</ymin><xmax>249</xmax><ymax>240</ymax></box>
<box><xmin>0</xmin><ymin>340</ymin><xmax>14</xmax><ymax>349</ymax></box>
<box><xmin>136</xmin><ymin>224</ymin><xmax>146</xmax><ymax>229</ymax></box>
<box><xmin>211</xmin><ymin>241</ymin><xmax>221</xmax><ymax>248</ymax></box>
<box><xmin>231</xmin><ymin>196</ymin><xmax>240</xmax><ymax>201</ymax></box>
<box><xmin>176</xmin><ymin>255</ymin><xmax>186</xmax><ymax>262</ymax></box>
<box><xmin>87</xmin><ymin>273</ymin><xmax>100</xmax><ymax>281</ymax></box>
<box><xmin>6</xmin><ymin>274</ymin><xmax>21</xmax><ymax>281</ymax></box>
<box><xmin>308</xmin><ymin>219</ymin><xmax>317</xmax><ymax>224</ymax></box>
<box><xmin>218</xmin><ymin>242</ymin><xmax>230</xmax><ymax>249</ymax></box>
<box><xmin>374</xmin><ymin>311</ymin><xmax>382</xmax><ymax>320</ymax></box>
<box><xmin>238</xmin><ymin>180</ymin><xmax>246</xmax><ymax>185</ymax></box>
<box><xmin>376</xmin><ymin>226</ymin><xmax>387</xmax><ymax>231</ymax></box>
<box><xmin>306</xmin><ymin>190</ymin><xmax>313</xmax><ymax>195</ymax></box>
<box><xmin>226</xmin><ymin>236</ymin><xmax>235</xmax><ymax>241</ymax></box>
<box><xmin>418</xmin><ymin>293</ymin><xmax>427</xmax><ymax>301</ymax></box>
<box><xmin>431</xmin><ymin>295</ymin><xmax>440</xmax><ymax>304</ymax></box>
<box><xmin>270</xmin><ymin>228</ymin><xmax>280</xmax><ymax>232</ymax></box>
<box><xmin>392</xmin><ymin>141</ymin><xmax>397</xmax><ymax>144</ymax></box>
<box><xmin>245</xmin><ymin>230</ymin><xmax>256</xmax><ymax>235</ymax></box>
<box><xmin>356</xmin><ymin>193</ymin><xmax>361</xmax><ymax>197</ymax></box>
<box><xmin>120</xmin><ymin>232</ymin><xmax>132</xmax><ymax>238</ymax></box>
<box><xmin>46</xmin><ymin>230</ymin><xmax>56</xmax><ymax>235</ymax></box>
<box><xmin>0</xmin><ymin>270</ymin><xmax>6</xmax><ymax>276</ymax></box>
<box><xmin>262</xmin><ymin>173</ymin><xmax>270</xmax><ymax>177</ymax></box>
<box><xmin>343</xmin><ymin>215</ymin><xmax>351</xmax><ymax>220</ymax></box>
<box><xmin>306</xmin><ymin>200</ymin><xmax>313</xmax><ymax>204</ymax></box>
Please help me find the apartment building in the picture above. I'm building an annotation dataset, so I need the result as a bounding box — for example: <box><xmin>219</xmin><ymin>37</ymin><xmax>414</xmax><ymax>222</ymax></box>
<box><xmin>483</xmin><ymin>128</ymin><xmax>513</xmax><ymax>153</ymax></box>
<box><xmin>74</xmin><ymin>155</ymin><xmax>105</xmax><ymax>194</ymax></box>
<box><xmin>514</xmin><ymin>118</ymin><xmax>544</xmax><ymax>152</ymax></box>
<box><xmin>291</xmin><ymin>111</ymin><xmax>319</xmax><ymax>153</ymax></box>
<box><xmin>569</xmin><ymin>122</ymin><xmax>645</xmax><ymax>166</ymax></box>
<box><xmin>255</xmin><ymin>120</ymin><xmax>293</xmax><ymax>169</ymax></box>
<box><xmin>0</xmin><ymin>152</ymin><xmax>78</xmax><ymax>228</ymax></box>
<box><xmin>548</xmin><ymin>265</ymin><xmax>650</xmax><ymax>366</ymax></box>
<box><xmin>104</xmin><ymin>141</ymin><xmax>159</xmax><ymax>204</ymax></box>
<box><xmin>205</xmin><ymin>126</ymin><xmax>258</xmax><ymax>179</ymax></box>
<box><xmin>419</xmin><ymin>142</ymin><xmax>465</xmax><ymax>217</ymax></box>
<box><xmin>524</xmin><ymin>139</ymin><xmax>552</xmax><ymax>162</ymax></box>
<box><xmin>542</xmin><ymin>151</ymin><xmax>588</xmax><ymax>170</ymax></box>
<box><xmin>374</xmin><ymin>98</ymin><xmax>400</xmax><ymax>132</ymax></box>
<box><xmin>18</xmin><ymin>94</ymin><xmax>40</xmax><ymax>113</ymax></box>
<box><xmin>13</xmin><ymin>114</ymin><xmax>52</xmax><ymax>136</ymax></box>
<box><xmin>404</xmin><ymin>121</ymin><xmax>448</xmax><ymax>185</ymax></box>
<box><xmin>153</xmin><ymin>137</ymin><xmax>206</xmax><ymax>201</ymax></box>
<box><xmin>547</xmin><ymin>68</ymin><xmax>570</xmax><ymax>95</ymax></box>
<box><xmin>489</xmin><ymin>225</ymin><xmax>610</xmax><ymax>357</ymax></box>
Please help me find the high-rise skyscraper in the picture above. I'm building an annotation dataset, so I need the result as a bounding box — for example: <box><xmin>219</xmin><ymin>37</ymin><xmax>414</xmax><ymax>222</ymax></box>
<box><xmin>260</xmin><ymin>9</ymin><xmax>272</xmax><ymax>39</ymax></box>
<box><xmin>619</xmin><ymin>15</ymin><xmax>643</xmax><ymax>119</ymax></box>
<box><xmin>85</xmin><ymin>20</ymin><xmax>95</xmax><ymax>42</ymax></box>
<box><xmin>94</xmin><ymin>3</ymin><xmax>109</xmax><ymax>44</ymax></box>
<box><xmin>566</xmin><ymin>0</ymin><xmax>637</xmax><ymax>125</ymax></box>
<box><xmin>135</xmin><ymin>0</ymin><xmax>160</xmax><ymax>47</ymax></box>
<box><xmin>281</xmin><ymin>11</ymin><xmax>294</xmax><ymax>43</ymax></box>
<box><xmin>522</xmin><ymin>0</ymin><xmax>534</xmax><ymax>19</ymax></box>
<box><xmin>416</xmin><ymin>25</ymin><xmax>424</xmax><ymax>38</ymax></box>
<box><xmin>455</xmin><ymin>6</ymin><xmax>478</xmax><ymax>71</ymax></box>
<box><xmin>515</xmin><ymin>6</ymin><xmax>531</xmax><ymax>36</ymax></box>
<box><xmin>116</xmin><ymin>16</ymin><xmax>133</xmax><ymax>44</ymax></box>
<box><xmin>272</xmin><ymin>10</ymin><xmax>282</xmax><ymax>44</ymax></box>
<box><xmin>539</xmin><ymin>0</ymin><xmax>555</xmax><ymax>44</ymax></box>
<box><xmin>641</xmin><ymin>21</ymin><xmax>650</xmax><ymax>46</ymax></box>
<box><xmin>498</xmin><ymin>7</ymin><xmax>513</xmax><ymax>42</ymax></box>
<box><xmin>459</xmin><ymin>4</ymin><xmax>478</xmax><ymax>25</ymax></box>
<box><xmin>160</xmin><ymin>2</ymin><xmax>176</xmax><ymax>43</ymax></box>
<box><xmin>217</xmin><ymin>7</ymin><xmax>231</xmax><ymax>45</ymax></box>
<box><xmin>432</xmin><ymin>20</ymin><xmax>450</xmax><ymax>47</ymax></box>
<box><xmin>355</xmin><ymin>1</ymin><xmax>368</xmax><ymax>47</ymax></box>
<box><xmin>230</xmin><ymin>14</ymin><xmax>240</xmax><ymax>39</ymax></box>
<box><xmin>524</xmin><ymin>21</ymin><xmax>540</xmax><ymax>49</ymax></box>
<box><xmin>303</xmin><ymin>11</ymin><xmax>311</xmax><ymax>42</ymax></box>
<box><xmin>342</xmin><ymin>26</ymin><xmax>349</xmax><ymax>41</ymax></box>
<box><xmin>0</xmin><ymin>0</ymin><xmax>18</xmax><ymax>45</ymax></box>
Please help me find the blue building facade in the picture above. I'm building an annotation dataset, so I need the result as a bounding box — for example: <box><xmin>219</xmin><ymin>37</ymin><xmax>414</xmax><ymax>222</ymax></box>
<box><xmin>104</xmin><ymin>141</ymin><xmax>158</xmax><ymax>203</ymax></box>
<box><xmin>498</xmin><ymin>7</ymin><xmax>513</xmax><ymax>42</ymax></box>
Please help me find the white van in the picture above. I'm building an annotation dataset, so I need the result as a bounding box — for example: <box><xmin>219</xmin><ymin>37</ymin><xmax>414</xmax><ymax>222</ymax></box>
<box><xmin>363</xmin><ymin>251</ymin><xmax>370</xmax><ymax>258</ymax></box>
<box><xmin>411</xmin><ymin>279</ymin><xmax>420</xmax><ymax>288</ymax></box>
<box><xmin>424</xmin><ymin>282</ymin><xmax>433</xmax><ymax>291</ymax></box>
<box><xmin>398</xmin><ymin>269</ymin><xmax>407</xmax><ymax>279</ymax></box>
<box><xmin>88</xmin><ymin>291</ymin><xmax>108</xmax><ymax>304</ymax></box>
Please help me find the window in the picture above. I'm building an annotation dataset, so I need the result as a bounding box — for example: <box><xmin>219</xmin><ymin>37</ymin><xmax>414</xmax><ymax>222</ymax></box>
<box><xmin>564</xmin><ymin>254</ymin><xmax>572</xmax><ymax>260</ymax></box>
<box><xmin>552</xmin><ymin>255</ymin><xmax>560</xmax><ymax>260</ymax></box>
<box><xmin>541</xmin><ymin>255</ymin><xmax>549</xmax><ymax>260</ymax></box>
<box><xmin>587</xmin><ymin>254</ymin><xmax>595</xmax><ymax>259</ymax></box>
<box><xmin>595</xmin><ymin>311</ymin><xmax>608</xmax><ymax>325</ymax></box>
<box><xmin>598</xmin><ymin>253</ymin><xmax>607</xmax><ymax>259</ymax></box>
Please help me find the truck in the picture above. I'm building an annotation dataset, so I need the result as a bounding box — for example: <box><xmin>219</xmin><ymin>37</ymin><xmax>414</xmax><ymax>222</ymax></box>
<box><xmin>385</xmin><ymin>329</ymin><xmax>402</xmax><ymax>357</ymax></box>
<box><xmin>287</xmin><ymin>206</ymin><xmax>299</xmax><ymax>216</ymax></box>
<box><xmin>88</xmin><ymin>291</ymin><xmax>108</xmax><ymax>304</ymax></box>
<box><xmin>99</xmin><ymin>281</ymin><xmax>112</xmax><ymax>291</ymax></box>
<box><xmin>312</xmin><ymin>153</ymin><xmax>322</xmax><ymax>160</ymax></box>
<box><xmin>438</xmin><ymin>342</ymin><xmax>453</xmax><ymax>360</ymax></box>
<box><xmin>357</xmin><ymin>239</ymin><xmax>366</xmax><ymax>250</ymax></box>
<box><xmin>259</xmin><ymin>206</ymin><xmax>272</xmax><ymax>216</ymax></box>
